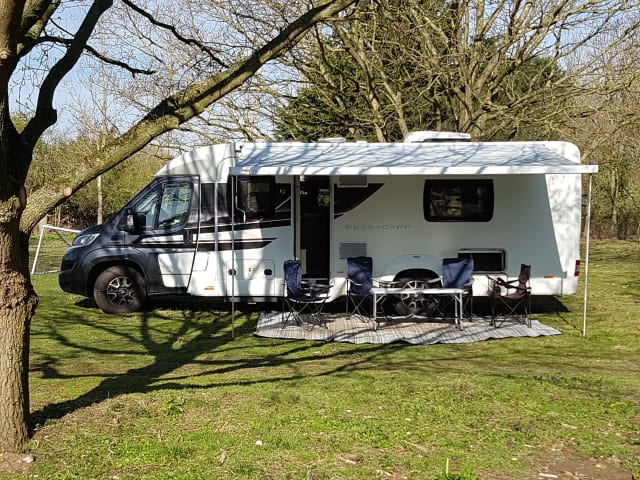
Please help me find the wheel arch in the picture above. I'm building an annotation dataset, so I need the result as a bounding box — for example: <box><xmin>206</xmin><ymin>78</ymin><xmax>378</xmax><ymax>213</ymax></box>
<box><xmin>88</xmin><ymin>260</ymin><xmax>146</xmax><ymax>298</ymax></box>
<box><xmin>394</xmin><ymin>268</ymin><xmax>440</xmax><ymax>283</ymax></box>
<box><xmin>381</xmin><ymin>254</ymin><xmax>442</xmax><ymax>282</ymax></box>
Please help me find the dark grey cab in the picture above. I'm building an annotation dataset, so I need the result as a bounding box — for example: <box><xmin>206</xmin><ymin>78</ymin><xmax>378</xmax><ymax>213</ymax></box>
<box><xmin>59</xmin><ymin>175</ymin><xmax>198</xmax><ymax>313</ymax></box>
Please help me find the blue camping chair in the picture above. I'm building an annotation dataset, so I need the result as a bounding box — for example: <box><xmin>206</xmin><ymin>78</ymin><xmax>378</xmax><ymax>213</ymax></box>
<box><xmin>282</xmin><ymin>259</ymin><xmax>331</xmax><ymax>328</ymax></box>
<box><xmin>346</xmin><ymin>256</ymin><xmax>400</xmax><ymax>324</ymax></box>
<box><xmin>434</xmin><ymin>257</ymin><xmax>474</xmax><ymax>320</ymax></box>
<box><xmin>346</xmin><ymin>256</ymin><xmax>374</xmax><ymax>318</ymax></box>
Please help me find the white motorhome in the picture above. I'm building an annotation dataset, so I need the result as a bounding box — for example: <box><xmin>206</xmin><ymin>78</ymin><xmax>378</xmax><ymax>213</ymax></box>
<box><xmin>59</xmin><ymin>133</ymin><xmax>598</xmax><ymax>314</ymax></box>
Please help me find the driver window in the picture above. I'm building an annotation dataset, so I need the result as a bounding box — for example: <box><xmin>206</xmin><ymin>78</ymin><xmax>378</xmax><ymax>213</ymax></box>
<box><xmin>134</xmin><ymin>182</ymin><xmax>192</xmax><ymax>231</ymax></box>
<box><xmin>135</xmin><ymin>189</ymin><xmax>160</xmax><ymax>230</ymax></box>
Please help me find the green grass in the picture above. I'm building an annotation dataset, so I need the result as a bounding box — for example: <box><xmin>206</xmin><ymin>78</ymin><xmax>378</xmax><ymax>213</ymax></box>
<box><xmin>6</xmin><ymin>241</ymin><xmax>640</xmax><ymax>479</ymax></box>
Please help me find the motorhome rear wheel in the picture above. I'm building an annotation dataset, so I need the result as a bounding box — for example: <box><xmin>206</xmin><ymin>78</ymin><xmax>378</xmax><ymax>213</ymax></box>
<box><xmin>393</xmin><ymin>276</ymin><xmax>434</xmax><ymax>316</ymax></box>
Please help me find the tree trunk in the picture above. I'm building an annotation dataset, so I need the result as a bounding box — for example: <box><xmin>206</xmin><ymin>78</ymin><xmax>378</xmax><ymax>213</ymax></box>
<box><xmin>0</xmin><ymin>93</ymin><xmax>38</xmax><ymax>451</ymax></box>
<box><xmin>0</xmin><ymin>208</ymin><xmax>38</xmax><ymax>451</ymax></box>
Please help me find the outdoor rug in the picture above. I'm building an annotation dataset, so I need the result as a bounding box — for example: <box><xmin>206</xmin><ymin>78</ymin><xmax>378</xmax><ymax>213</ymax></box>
<box><xmin>254</xmin><ymin>312</ymin><xmax>562</xmax><ymax>345</ymax></box>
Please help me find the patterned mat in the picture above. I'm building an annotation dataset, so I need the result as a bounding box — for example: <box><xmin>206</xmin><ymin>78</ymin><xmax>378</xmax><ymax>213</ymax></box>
<box><xmin>255</xmin><ymin>312</ymin><xmax>561</xmax><ymax>345</ymax></box>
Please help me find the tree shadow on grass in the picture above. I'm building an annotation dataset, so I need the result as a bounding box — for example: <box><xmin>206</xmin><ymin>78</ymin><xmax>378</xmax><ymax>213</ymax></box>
<box><xmin>29</xmin><ymin>293</ymin><xmax>582</xmax><ymax>435</ymax></box>
<box><xmin>28</xmin><ymin>299</ymin><xmax>387</xmax><ymax>433</ymax></box>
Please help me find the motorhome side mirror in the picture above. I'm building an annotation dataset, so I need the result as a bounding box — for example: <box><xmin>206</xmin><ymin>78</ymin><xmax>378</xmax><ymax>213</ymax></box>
<box><xmin>122</xmin><ymin>211</ymin><xmax>146</xmax><ymax>234</ymax></box>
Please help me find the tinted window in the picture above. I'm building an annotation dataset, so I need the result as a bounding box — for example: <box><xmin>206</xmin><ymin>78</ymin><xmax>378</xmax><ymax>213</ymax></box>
<box><xmin>135</xmin><ymin>188</ymin><xmax>160</xmax><ymax>230</ymax></box>
<box><xmin>424</xmin><ymin>180</ymin><xmax>493</xmax><ymax>222</ymax></box>
<box><xmin>231</xmin><ymin>176</ymin><xmax>277</xmax><ymax>221</ymax></box>
<box><xmin>220</xmin><ymin>178</ymin><xmax>290</xmax><ymax>225</ymax></box>
<box><xmin>157</xmin><ymin>183</ymin><xmax>192</xmax><ymax>229</ymax></box>
<box><xmin>275</xmin><ymin>184</ymin><xmax>292</xmax><ymax>216</ymax></box>
<box><xmin>134</xmin><ymin>182</ymin><xmax>192</xmax><ymax>230</ymax></box>
<box><xmin>200</xmin><ymin>183</ymin><xmax>216</xmax><ymax>226</ymax></box>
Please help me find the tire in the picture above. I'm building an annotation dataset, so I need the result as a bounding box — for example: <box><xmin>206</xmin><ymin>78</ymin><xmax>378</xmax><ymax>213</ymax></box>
<box><xmin>93</xmin><ymin>266</ymin><xmax>146</xmax><ymax>314</ymax></box>
<box><xmin>393</xmin><ymin>276</ymin><xmax>436</xmax><ymax>316</ymax></box>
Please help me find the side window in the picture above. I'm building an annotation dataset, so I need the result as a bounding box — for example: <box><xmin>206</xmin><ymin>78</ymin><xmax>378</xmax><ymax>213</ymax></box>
<box><xmin>424</xmin><ymin>180</ymin><xmax>494</xmax><ymax>222</ymax></box>
<box><xmin>157</xmin><ymin>183</ymin><xmax>192</xmax><ymax>229</ymax></box>
<box><xmin>200</xmin><ymin>183</ymin><xmax>216</xmax><ymax>226</ymax></box>
<box><xmin>232</xmin><ymin>176</ymin><xmax>276</xmax><ymax>221</ymax></box>
<box><xmin>275</xmin><ymin>183</ymin><xmax>292</xmax><ymax>216</ymax></box>
<box><xmin>134</xmin><ymin>182</ymin><xmax>192</xmax><ymax>231</ymax></box>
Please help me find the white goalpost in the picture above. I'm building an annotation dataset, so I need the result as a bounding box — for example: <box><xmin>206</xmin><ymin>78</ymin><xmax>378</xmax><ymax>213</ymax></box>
<box><xmin>30</xmin><ymin>224</ymin><xmax>80</xmax><ymax>275</ymax></box>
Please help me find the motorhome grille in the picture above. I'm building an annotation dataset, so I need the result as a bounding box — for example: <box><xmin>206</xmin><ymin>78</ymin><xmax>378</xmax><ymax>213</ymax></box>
<box><xmin>339</xmin><ymin>243</ymin><xmax>367</xmax><ymax>259</ymax></box>
<box><xmin>458</xmin><ymin>249</ymin><xmax>505</xmax><ymax>273</ymax></box>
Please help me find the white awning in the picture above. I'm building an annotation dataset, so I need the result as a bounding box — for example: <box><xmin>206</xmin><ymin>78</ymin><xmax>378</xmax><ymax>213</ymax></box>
<box><xmin>230</xmin><ymin>141</ymin><xmax>598</xmax><ymax>176</ymax></box>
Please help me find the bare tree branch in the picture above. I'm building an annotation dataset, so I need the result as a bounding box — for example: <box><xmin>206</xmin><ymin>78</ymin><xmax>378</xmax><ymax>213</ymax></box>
<box><xmin>22</xmin><ymin>0</ymin><xmax>113</xmax><ymax>149</ymax></box>
<box><xmin>17</xmin><ymin>0</ymin><xmax>60</xmax><ymax>58</ymax></box>
<box><xmin>20</xmin><ymin>0</ymin><xmax>358</xmax><ymax>232</ymax></box>
<box><xmin>36</xmin><ymin>34</ymin><xmax>155</xmax><ymax>75</ymax></box>
<box><xmin>121</xmin><ymin>0</ymin><xmax>229</xmax><ymax>68</ymax></box>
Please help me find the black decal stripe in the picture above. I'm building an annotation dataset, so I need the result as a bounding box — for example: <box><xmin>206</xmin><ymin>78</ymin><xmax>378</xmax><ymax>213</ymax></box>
<box><xmin>134</xmin><ymin>243</ymin><xmax>196</xmax><ymax>250</ymax></box>
<box><xmin>215</xmin><ymin>218</ymin><xmax>290</xmax><ymax>233</ymax></box>
<box><xmin>215</xmin><ymin>240</ymin><xmax>275</xmax><ymax>251</ymax></box>
<box><xmin>136</xmin><ymin>239</ymin><xmax>276</xmax><ymax>251</ymax></box>
<box><xmin>181</xmin><ymin>219</ymin><xmax>290</xmax><ymax>234</ymax></box>
<box><xmin>333</xmin><ymin>183</ymin><xmax>384</xmax><ymax>219</ymax></box>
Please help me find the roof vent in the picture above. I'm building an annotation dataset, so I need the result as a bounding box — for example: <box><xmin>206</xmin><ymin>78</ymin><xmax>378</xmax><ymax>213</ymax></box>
<box><xmin>404</xmin><ymin>131</ymin><xmax>471</xmax><ymax>143</ymax></box>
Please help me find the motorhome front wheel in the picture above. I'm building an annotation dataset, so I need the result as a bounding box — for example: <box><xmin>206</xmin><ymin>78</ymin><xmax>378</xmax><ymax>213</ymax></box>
<box><xmin>93</xmin><ymin>266</ymin><xmax>146</xmax><ymax>314</ymax></box>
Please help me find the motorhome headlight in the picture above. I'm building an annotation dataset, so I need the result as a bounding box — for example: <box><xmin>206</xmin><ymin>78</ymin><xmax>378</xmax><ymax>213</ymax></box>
<box><xmin>72</xmin><ymin>233</ymin><xmax>99</xmax><ymax>247</ymax></box>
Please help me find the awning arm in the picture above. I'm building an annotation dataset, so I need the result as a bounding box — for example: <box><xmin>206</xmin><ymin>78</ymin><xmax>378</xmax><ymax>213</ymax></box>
<box><xmin>582</xmin><ymin>173</ymin><xmax>594</xmax><ymax>337</ymax></box>
<box><xmin>231</xmin><ymin>175</ymin><xmax>236</xmax><ymax>338</ymax></box>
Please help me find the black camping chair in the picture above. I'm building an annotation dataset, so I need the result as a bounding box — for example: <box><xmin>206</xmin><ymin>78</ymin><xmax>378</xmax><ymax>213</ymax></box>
<box><xmin>282</xmin><ymin>259</ymin><xmax>331</xmax><ymax>328</ymax></box>
<box><xmin>433</xmin><ymin>257</ymin><xmax>474</xmax><ymax>320</ymax></box>
<box><xmin>346</xmin><ymin>256</ymin><xmax>374</xmax><ymax>318</ymax></box>
<box><xmin>487</xmin><ymin>264</ymin><xmax>532</xmax><ymax>327</ymax></box>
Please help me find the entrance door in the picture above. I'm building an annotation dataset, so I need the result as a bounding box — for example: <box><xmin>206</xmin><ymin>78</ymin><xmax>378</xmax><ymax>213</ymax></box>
<box><xmin>299</xmin><ymin>176</ymin><xmax>330</xmax><ymax>278</ymax></box>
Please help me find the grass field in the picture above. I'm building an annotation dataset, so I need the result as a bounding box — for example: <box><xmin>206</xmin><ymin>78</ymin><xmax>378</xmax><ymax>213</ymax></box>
<box><xmin>3</xmin><ymin>241</ymin><xmax>639</xmax><ymax>479</ymax></box>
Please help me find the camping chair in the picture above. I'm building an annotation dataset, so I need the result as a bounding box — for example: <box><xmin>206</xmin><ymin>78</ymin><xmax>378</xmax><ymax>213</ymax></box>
<box><xmin>282</xmin><ymin>259</ymin><xmax>331</xmax><ymax>329</ymax></box>
<box><xmin>433</xmin><ymin>257</ymin><xmax>474</xmax><ymax>320</ymax></box>
<box><xmin>346</xmin><ymin>256</ymin><xmax>374</xmax><ymax>319</ymax></box>
<box><xmin>346</xmin><ymin>256</ymin><xmax>400</xmax><ymax>324</ymax></box>
<box><xmin>487</xmin><ymin>264</ymin><xmax>532</xmax><ymax>327</ymax></box>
